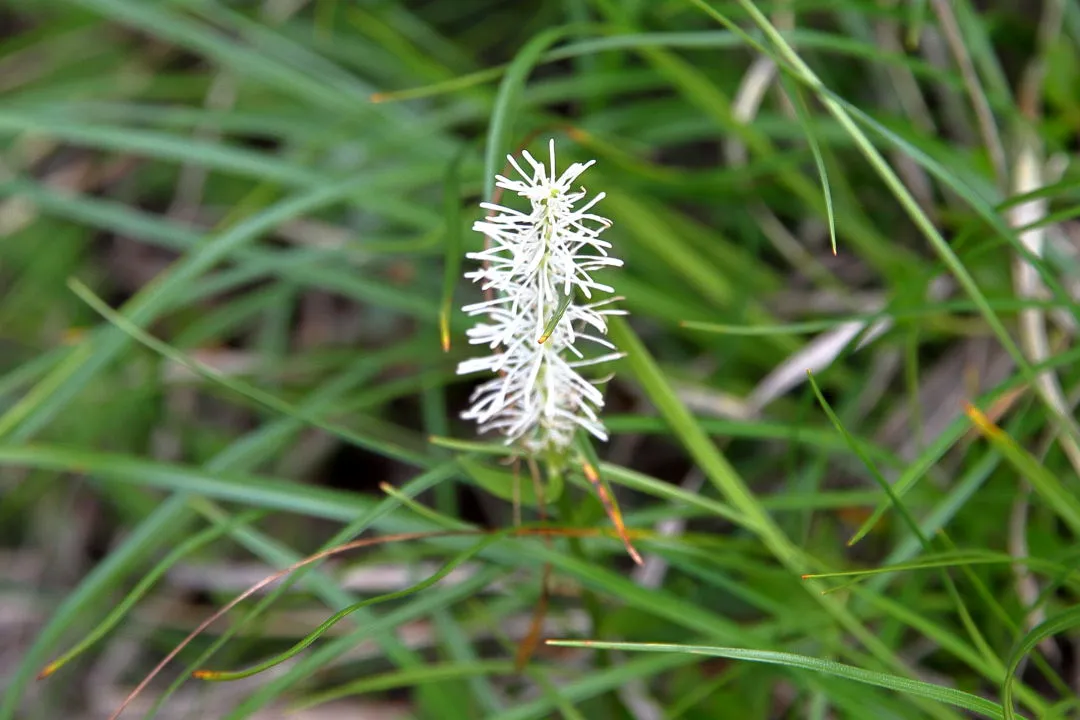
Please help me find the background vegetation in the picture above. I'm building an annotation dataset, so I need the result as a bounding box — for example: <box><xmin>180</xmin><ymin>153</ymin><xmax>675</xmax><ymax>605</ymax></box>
<box><xmin>2</xmin><ymin>0</ymin><xmax>1080</xmax><ymax>718</ymax></box>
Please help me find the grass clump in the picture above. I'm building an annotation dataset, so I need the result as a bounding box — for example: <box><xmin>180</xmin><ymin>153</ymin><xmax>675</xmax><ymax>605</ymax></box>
<box><xmin>1</xmin><ymin>1</ymin><xmax>1079</xmax><ymax>718</ymax></box>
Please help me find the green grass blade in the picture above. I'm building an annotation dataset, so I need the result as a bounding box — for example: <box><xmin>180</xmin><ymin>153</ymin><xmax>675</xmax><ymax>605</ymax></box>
<box><xmin>806</xmin><ymin>370</ymin><xmax>925</xmax><ymax>545</ymax></box>
<box><xmin>0</xmin><ymin>113</ymin><xmax>324</xmax><ymax>187</ymax></box>
<box><xmin>1003</xmin><ymin>606</ymin><xmax>1080</xmax><ymax>720</ymax></box>
<box><xmin>374</xmin><ymin>30</ymin><xmax>971</xmax><ymax>105</ymax></box>
<box><xmin>429</xmin><ymin>436</ymin><xmax>516</xmax><ymax>455</ymax></box>
<box><xmin>805</xmin><ymin>551</ymin><xmax>1080</xmax><ymax>585</ymax></box>
<box><xmin>458</xmin><ymin>455</ymin><xmax>559</xmax><ymax>506</ymax></box>
<box><xmin>0</xmin><ymin>444</ymin><xmax>379</xmax><ymax>521</ymax></box>
<box><xmin>544</xmin><ymin>642</ymin><xmax>1008</xmax><ymax>719</ymax></box>
<box><xmin>780</xmin><ymin>76</ymin><xmax>837</xmax><ymax>255</ymax></box>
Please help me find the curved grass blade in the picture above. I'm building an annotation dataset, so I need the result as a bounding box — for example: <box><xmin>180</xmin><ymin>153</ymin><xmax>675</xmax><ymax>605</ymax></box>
<box><xmin>599</xmin><ymin>463</ymin><xmax>745</xmax><ymax>527</ymax></box>
<box><xmin>607</xmin><ymin>414</ymin><xmax>902</xmax><ymax>467</ymax></box>
<box><xmin>38</xmin><ymin>509</ymin><xmax>265</xmax><ymax>679</ymax></box>
<box><xmin>372</xmin><ymin>67</ymin><xmax>503</xmax><ymax>103</ymax></box>
<box><xmin>372</xmin><ymin>30</ymin><xmax>973</xmax><ymax>106</ymax></box>
<box><xmin>543</xmin><ymin>641</ymin><xmax>1008</xmax><ymax>719</ymax></box>
<box><xmin>194</xmin><ymin>535</ymin><xmax>503</xmax><ymax>681</ymax></box>
<box><xmin>780</xmin><ymin>75</ymin><xmax>836</xmax><ymax>255</ymax></box>
<box><xmin>223</xmin><ymin>566</ymin><xmax>506</xmax><ymax>720</ymax></box>
<box><xmin>1003</xmin><ymin>606</ymin><xmax>1080</xmax><ymax>720</ymax></box>
<box><xmin>680</xmin><ymin>293</ymin><xmax>1072</xmax><ymax>338</ymax></box>
<box><xmin>487</xmin><ymin>653</ymin><xmax>696</xmax><ymax>720</ymax></box>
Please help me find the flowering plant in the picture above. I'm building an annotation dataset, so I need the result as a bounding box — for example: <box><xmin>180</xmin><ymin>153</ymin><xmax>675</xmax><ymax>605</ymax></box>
<box><xmin>458</xmin><ymin>139</ymin><xmax>624</xmax><ymax>459</ymax></box>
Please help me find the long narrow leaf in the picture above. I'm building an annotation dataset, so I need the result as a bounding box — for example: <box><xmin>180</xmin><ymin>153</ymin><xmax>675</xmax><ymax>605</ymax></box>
<box><xmin>545</xmin><ymin>641</ymin><xmax>1008</xmax><ymax>719</ymax></box>
<box><xmin>1003</xmin><ymin>606</ymin><xmax>1080</xmax><ymax>720</ymax></box>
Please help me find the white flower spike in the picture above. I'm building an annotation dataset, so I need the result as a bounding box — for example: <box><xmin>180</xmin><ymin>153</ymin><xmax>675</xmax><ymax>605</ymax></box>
<box><xmin>458</xmin><ymin>139</ymin><xmax>624</xmax><ymax>455</ymax></box>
